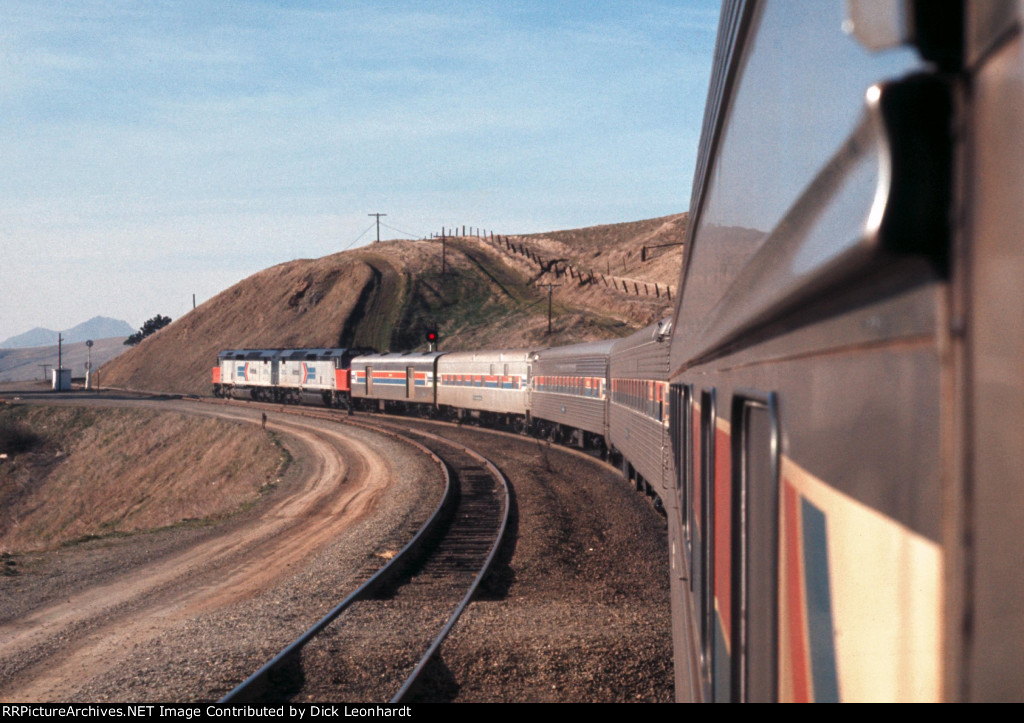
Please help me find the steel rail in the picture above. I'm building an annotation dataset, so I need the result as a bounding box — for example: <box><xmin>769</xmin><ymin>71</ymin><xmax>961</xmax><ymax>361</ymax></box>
<box><xmin>218</xmin><ymin>422</ymin><xmax>451</xmax><ymax>703</ymax></box>
<box><xmin>376</xmin><ymin>424</ymin><xmax>511</xmax><ymax>704</ymax></box>
<box><xmin>218</xmin><ymin>410</ymin><xmax>509</xmax><ymax>704</ymax></box>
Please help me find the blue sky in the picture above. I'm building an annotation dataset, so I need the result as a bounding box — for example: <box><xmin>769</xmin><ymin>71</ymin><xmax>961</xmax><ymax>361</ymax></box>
<box><xmin>0</xmin><ymin>0</ymin><xmax>718</xmax><ymax>342</ymax></box>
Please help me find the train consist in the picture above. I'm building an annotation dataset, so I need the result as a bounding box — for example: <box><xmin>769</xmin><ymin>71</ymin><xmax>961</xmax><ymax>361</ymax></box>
<box><xmin>213</xmin><ymin>1</ymin><xmax>1024</xmax><ymax>703</ymax></box>
<box><xmin>212</xmin><ymin>334</ymin><xmax>671</xmax><ymax>487</ymax></box>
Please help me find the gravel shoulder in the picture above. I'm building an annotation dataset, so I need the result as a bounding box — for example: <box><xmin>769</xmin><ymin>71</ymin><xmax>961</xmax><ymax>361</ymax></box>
<box><xmin>365</xmin><ymin>418</ymin><xmax>674</xmax><ymax>703</ymax></box>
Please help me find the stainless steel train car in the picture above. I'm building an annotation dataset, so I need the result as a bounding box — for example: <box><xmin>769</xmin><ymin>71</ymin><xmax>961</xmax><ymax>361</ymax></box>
<box><xmin>435</xmin><ymin>350</ymin><xmax>532</xmax><ymax>426</ymax></box>
<box><xmin>350</xmin><ymin>352</ymin><xmax>444</xmax><ymax>410</ymax></box>
<box><xmin>530</xmin><ymin>339</ymin><xmax>616</xmax><ymax>447</ymax></box>
<box><xmin>609</xmin><ymin>320</ymin><xmax>672</xmax><ymax>501</ymax></box>
<box><xmin>663</xmin><ymin>0</ymin><xmax>1024</xmax><ymax>702</ymax></box>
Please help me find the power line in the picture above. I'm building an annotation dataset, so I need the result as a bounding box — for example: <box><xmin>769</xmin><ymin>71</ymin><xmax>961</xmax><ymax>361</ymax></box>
<box><xmin>380</xmin><ymin>221</ymin><xmax>422</xmax><ymax>239</ymax></box>
<box><xmin>341</xmin><ymin>222</ymin><xmax>377</xmax><ymax>251</ymax></box>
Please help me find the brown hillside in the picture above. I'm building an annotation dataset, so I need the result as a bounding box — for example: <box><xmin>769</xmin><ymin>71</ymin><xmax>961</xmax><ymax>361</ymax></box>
<box><xmin>521</xmin><ymin>213</ymin><xmax>686</xmax><ymax>288</ymax></box>
<box><xmin>0</xmin><ymin>404</ymin><xmax>286</xmax><ymax>553</ymax></box>
<box><xmin>101</xmin><ymin>215</ymin><xmax>687</xmax><ymax>396</ymax></box>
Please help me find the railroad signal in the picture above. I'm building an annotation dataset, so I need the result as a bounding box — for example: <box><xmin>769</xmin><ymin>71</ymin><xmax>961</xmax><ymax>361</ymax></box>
<box><xmin>426</xmin><ymin>328</ymin><xmax>439</xmax><ymax>350</ymax></box>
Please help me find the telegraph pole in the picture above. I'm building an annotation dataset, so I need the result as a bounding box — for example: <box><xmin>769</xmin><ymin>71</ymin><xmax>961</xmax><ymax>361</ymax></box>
<box><xmin>368</xmin><ymin>213</ymin><xmax>387</xmax><ymax>243</ymax></box>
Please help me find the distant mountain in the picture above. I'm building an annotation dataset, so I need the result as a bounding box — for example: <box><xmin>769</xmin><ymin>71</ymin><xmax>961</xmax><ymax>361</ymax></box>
<box><xmin>0</xmin><ymin>327</ymin><xmax>57</xmax><ymax>350</ymax></box>
<box><xmin>0</xmin><ymin>316</ymin><xmax>134</xmax><ymax>349</ymax></box>
<box><xmin>0</xmin><ymin>337</ymin><xmax>130</xmax><ymax>382</ymax></box>
<box><xmin>62</xmin><ymin>316</ymin><xmax>134</xmax><ymax>344</ymax></box>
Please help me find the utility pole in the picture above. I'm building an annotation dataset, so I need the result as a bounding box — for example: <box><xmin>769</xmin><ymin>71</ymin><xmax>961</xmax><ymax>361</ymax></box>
<box><xmin>441</xmin><ymin>228</ymin><xmax>447</xmax><ymax>274</ymax></box>
<box><xmin>368</xmin><ymin>213</ymin><xmax>387</xmax><ymax>243</ymax></box>
<box><xmin>86</xmin><ymin>340</ymin><xmax>93</xmax><ymax>390</ymax></box>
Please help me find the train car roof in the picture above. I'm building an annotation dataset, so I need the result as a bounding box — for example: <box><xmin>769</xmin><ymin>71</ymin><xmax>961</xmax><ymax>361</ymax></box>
<box><xmin>532</xmin><ymin>338</ymin><xmax>617</xmax><ymax>361</ymax></box>
<box><xmin>217</xmin><ymin>348</ymin><xmax>362</xmax><ymax>361</ymax></box>
<box><xmin>278</xmin><ymin>348</ymin><xmax>354</xmax><ymax>360</ymax></box>
<box><xmin>217</xmin><ymin>349</ymin><xmax>281</xmax><ymax>361</ymax></box>
<box><xmin>437</xmin><ymin>349</ymin><xmax>535</xmax><ymax>363</ymax></box>
<box><xmin>610</xmin><ymin>318</ymin><xmax>673</xmax><ymax>354</ymax></box>
<box><xmin>350</xmin><ymin>351</ymin><xmax>446</xmax><ymax>363</ymax></box>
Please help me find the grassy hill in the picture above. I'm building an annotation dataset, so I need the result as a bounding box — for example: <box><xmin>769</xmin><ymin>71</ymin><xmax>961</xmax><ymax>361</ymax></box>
<box><xmin>101</xmin><ymin>214</ymin><xmax>686</xmax><ymax>396</ymax></box>
<box><xmin>0</xmin><ymin>404</ymin><xmax>286</xmax><ymax>553</ymax></box>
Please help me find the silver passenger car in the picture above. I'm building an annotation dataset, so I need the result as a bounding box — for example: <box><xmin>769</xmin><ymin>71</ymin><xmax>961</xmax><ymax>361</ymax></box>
<box><xmin>530</xmin><ymin>338</ymin><xmax>616</xmax><ymax>445</ymax></box>
<box><xmin>350</xmin><ymin>352</ymin><xmax>443</xmax><ymax>407</ymax></box>
<box><xmin>665</xmin><ymin>0</ymin><xmax>1024</xmax><ymax>702</ymax></box>
<box><xmin>609</xmin><ymin>320</ymin><xmax>671</xmax><ymax>495</ymax></box>
<box><xmin>436</xmin><ymin>349</ymin><xmax>532</xmax><ymax>420</ymax></box>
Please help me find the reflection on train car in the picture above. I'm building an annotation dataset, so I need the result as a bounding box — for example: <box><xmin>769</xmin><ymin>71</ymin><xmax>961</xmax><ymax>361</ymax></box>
<box><xmin>664</xmin><ymin>0</ymin><xmax>1024</xmax><ymax>703</ymax></box>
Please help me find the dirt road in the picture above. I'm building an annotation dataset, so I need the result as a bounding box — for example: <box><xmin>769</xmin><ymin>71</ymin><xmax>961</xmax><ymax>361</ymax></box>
<box><xmin>0</xmin><ymin>397</ymin><xmax>443</xmax><ymax>701</ymax></box>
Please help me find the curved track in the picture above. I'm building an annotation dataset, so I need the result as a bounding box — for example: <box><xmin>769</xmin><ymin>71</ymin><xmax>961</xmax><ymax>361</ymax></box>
<box><xmin>222</xmin><ymin>419</ymin><xmax>510</xmax><ymax>703</ymax></box>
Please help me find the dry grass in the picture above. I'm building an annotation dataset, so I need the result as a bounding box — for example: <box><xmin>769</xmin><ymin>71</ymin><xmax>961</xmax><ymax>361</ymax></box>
<box><xmin>521</xmin><ymin>213</ymin><xmax>687</xmax><ymax>287</ymax></box>
<box><xmin>0</xmin><ymin>405</ymin><xmax>287</xmax><ymax>553</ymax></box>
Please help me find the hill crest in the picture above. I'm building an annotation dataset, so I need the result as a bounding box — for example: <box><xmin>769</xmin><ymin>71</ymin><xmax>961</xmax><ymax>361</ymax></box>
<box><xmin>101</xmin><ymin>215</ymin><xmax>686</xmax><ymax>395</ymax></box>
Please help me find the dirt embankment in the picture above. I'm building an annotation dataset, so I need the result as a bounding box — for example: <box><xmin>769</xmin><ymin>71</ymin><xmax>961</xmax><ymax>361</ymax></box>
<box><xmin>0</xmin><ymin>404</ymin><xmax>287</xmax><ymax>553</ymax></box>
<box><xmin>100</xmin><ymin>214</ymin><xmax>687</xmax><ymax>396</ymax></box>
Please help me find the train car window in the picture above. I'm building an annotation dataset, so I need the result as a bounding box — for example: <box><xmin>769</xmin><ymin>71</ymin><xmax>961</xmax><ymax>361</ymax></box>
<box><xmin>684</xmin><ymin>385</ymin><xmax>694</xmax><ymax>548</ymax></box>
<box><xmin>703</xmin><ymin>387</ymin><xmax>737</xmax><ymax>703</ymax></box>
<box><xmin>670</xmin><ymin>384</ymin><xmax>690</xmax><ymax>539</ymax></box>
<box><xmin>697</xmin><ymin>389</ymin><xmax>716</xmax><ymax>700</ymax></box>
<box><xmin>691</xmin><ymin>391</ymin><xmax>701</xmax><ymax>583</ymax></box>
<box><xmin>730</xmin><ymin>393</ymin><xmax>780</xmax><ymax>703</ymax></box>
<box><xmin>675</xmin><ymin>0</ymin><xmax>926</xmax><ymax>361</ymax></box>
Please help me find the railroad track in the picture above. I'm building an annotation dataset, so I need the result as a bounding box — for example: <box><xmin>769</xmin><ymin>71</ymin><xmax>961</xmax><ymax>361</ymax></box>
<box><xmin>219</xmin><ymin>411</ymin><xmax>510</xmax><ymax>703</ymax></box>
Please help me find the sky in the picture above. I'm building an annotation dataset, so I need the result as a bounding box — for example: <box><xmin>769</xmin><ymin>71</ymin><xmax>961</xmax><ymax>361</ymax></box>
<box><xmin>0</xmin><ymin>0</ymin><xmax>719</xmax><ymax>342</ymax></box>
